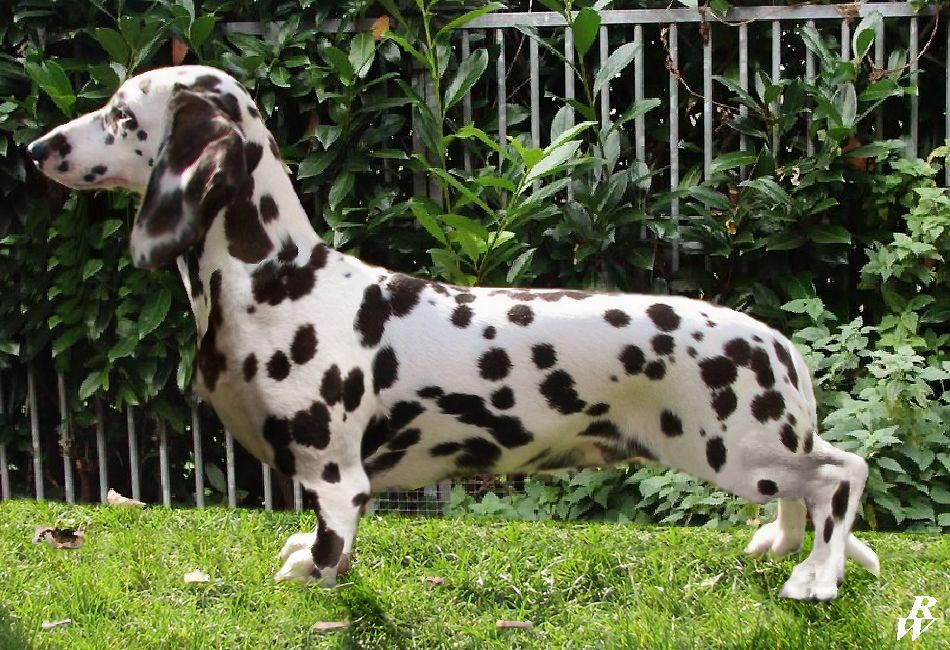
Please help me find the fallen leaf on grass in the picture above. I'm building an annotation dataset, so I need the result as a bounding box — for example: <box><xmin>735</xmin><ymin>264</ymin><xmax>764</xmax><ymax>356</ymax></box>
<box><xmin>33</xmin><ymin>527</ymin><xmax>85</xmax><ymax>549</ymax></box>
<box><xmin>312</xmin><ymin>621</ymin><xmax>349</xmax><ymax>632</ymax></box>
<box><xmin>107</xmin><ymin>488</ymin><xmax>145</xmax><ymax>507</ymax></box>
<box><xmin>41</xmin><ymin>619</ymin><xmax>71</xmax><ymax>630</ymax></box>
<box><xmin>700</xmin><ymin>573</ymin><xmax>724</xmax><ymax>589</ymax></box>
<box><xmin>183</xmin><ymin>569</ymin><xmax>210</xmax><ymax>584</ymax></box>
<box><xmin>424</xmin><ymin>576</ymin><xmax>444</xmax><ymax>585</ymax></box>
<box><xmin>496</xmin><ymin>620</ymin><xmax>533</xmax><ymax>629</ymax></box>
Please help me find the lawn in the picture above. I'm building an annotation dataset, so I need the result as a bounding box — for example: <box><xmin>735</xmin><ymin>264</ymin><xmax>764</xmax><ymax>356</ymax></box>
<box><xmin>0</xmin><ymin>500</ymin><xmax>947</xmax><ymax>649</ymax></box>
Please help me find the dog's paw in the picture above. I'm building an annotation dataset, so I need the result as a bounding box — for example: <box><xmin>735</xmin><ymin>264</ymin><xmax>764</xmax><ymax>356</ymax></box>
<box><xmin>274</xmin><ymin>548</ymin><xmax>338</xmax><ymax>587</ymax></box>
<box><xmin>278</xmin><ymin>532</ymin><xmax>316</xmax><ymax>562</ymax></box>
<box><xmin>744</xmin><ymin>520</ymin><xmax>803</xmax><ymax>559</ymax></box>
<box><xmin>778</xmin><ymin>562</ymin><xmax>838</xmax><ymax>601</ymax></box>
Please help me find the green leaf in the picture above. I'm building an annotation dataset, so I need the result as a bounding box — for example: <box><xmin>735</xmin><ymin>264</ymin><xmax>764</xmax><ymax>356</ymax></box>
<box><xmin>24</xmin><ymin>60</ymin><xmax>75</xmax><ymax>116</ymax></box>
<box><xmin>189</xmin><ymin>14</ymin><xmax>216</xmax><ymax>49</ymax></box>
<box><xmin>523</xmin><ymin>140</ymin><xmax>582</xmax><ymax>188</ymax></box>
<box><xmin>297</xmin><ymin>151</ymin><xmax>335</xmax><ymax>179</ymax></box>
<box><xmin>108</xmin><ymin>335</ymin><xmax>139</xmax><ymax>363</ymax></box>
<box><xmin>138</xmin><ymin>288</ymin><xmax>172</xmax><ymax>339</ymax></box>
<box><xmin>79</xmin><ymin>370</ymin><xmax>106</xmax><ymax>400</ymax></box>
<box><xmin>686</xmin><ymin>186</ymin><xmax>731</xmax><ymax>211</ymax></box>
<box><xmin>82</xmin><ymin>258</ymin><xmax>104</xmax><ymax>280</ymax></box>
<box><xmin>94</xmin><ymin>28</ymin><xmax>130</xmax><ymax>65</ymax></box>
<box><xmin>507</xmin><ymin>248</ymin><xmax>535</xmax><ymax>283</ymax></box>
<box><xmin>572</xmin><ymin>7</ymin><xmax>601</xmax><ymax>59</ymax></box>
<box><xmin>809</xmin><ymin>225</ymin><xmax>851</xmax><ymax>245</ymax></box>
<box><xmin>442</xmin><ymin>213</ymin><xmax>489</xmax><ymax>241</ymax></box>
<box><xmin>348</xmin><ymin>32</ymin><xmax>376</xmax><ymax>79</ymax></box>
<box><xmin>851</xmin><ymin>11</ymin><xmax>881</xmax><ymax>60</ymax></box>
<box><xmin>52</xmin><ymin>327</ymin><xmax>85</xmax><ymax>357</ymax></box>
<box><xmin>613</xmin><ymin>98</ymin><xmax>661</xmax><ymax>129</ymax></box>
<box><xmin>435</xmin><ymin>2</ymin><xmax>504</xmax><ymax>42</ymax></box>
<box><xmin>546</xmin><ymin>120</ymin><xmax>597</xmax><ymax>154</ymax></box>
<box><xmin>319</xmin><ymin>45</ymin><xmax>355</xmax><ymax>85</ymax></box>
<box><xmin>409</xmin><ymin>200</ymin><xmax>447</xmax><ymax>245</ymax></box>
<box><xmin>328</xmin><ymin>172</ymin><xmax>355</xmax><ymax>211</ymax></box>
<box><xmin>710</xmin><ymin>151</ymin><xmax>758</xmax><ymax>174</ymax></box>
<box><xmin>444</xmin><ymin>49</ymin><xmax>488</xmax><ymax>112</ymax></box>
<box><xmin>594</xmin><ymin>41</ymin><xmax>639</xmax><ymax>96</ymax></box>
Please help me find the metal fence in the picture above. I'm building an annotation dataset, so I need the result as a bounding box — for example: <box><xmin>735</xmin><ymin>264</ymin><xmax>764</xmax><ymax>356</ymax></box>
<box><xmin>1</xmin><ymin>3</ymin><xmax>944</xmax><ymax>513</ymax></box>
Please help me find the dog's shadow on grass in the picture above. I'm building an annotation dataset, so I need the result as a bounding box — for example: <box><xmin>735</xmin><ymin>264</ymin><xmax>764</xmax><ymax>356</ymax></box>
<box><xmin>0</xmin><ymin>608</ymin><xmax>32</xmax><ymax>650</ymax></box>
<box><xmin>331</xmin><ymin>582</ymin><xmax>411</xmax><ymax>649</ymax></box>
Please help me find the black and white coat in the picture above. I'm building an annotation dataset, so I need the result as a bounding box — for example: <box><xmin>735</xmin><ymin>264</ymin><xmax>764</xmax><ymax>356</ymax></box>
<box><xmin>28</xmin><ymin>65</ymin><xmax>879</xmax><ymax>601</ymax></box>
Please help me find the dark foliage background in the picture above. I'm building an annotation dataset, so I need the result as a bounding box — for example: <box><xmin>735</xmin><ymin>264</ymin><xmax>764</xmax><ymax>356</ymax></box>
<box><xmin>0</xmin><ymin>0</ymin><xmax>946</xmax><ymax>529</ymax></box>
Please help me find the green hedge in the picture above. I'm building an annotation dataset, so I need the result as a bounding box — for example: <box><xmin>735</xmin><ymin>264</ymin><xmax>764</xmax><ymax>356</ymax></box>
<box><xmin>0</xmin><ymin>1</ymin><xmax>947</xmax><ymax>528</ymax></box>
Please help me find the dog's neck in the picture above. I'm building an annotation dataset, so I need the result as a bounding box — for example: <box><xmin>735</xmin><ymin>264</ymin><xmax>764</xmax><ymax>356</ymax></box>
<box><xmin>178</xmin><ymin>125</ymin><xmax>324</xmax><ymax>336</ymax></box>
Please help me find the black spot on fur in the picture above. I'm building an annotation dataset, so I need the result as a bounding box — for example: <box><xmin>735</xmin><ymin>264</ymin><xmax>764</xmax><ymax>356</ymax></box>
<box><xmin>342</xmin><ymin>368</ymin><xmax>365</xmax><ymax>411</ymax></box>
<box><xmin>619</xmin><ymin>345</ymin><xmax>645</xmax><ymax>375</ymax></box>
<box><xmin>267</xmin><ymin>351</ymin><xmax>291</xmax><ymax>380</ymax></box>
<box><xmin>773</xmin><ymin>340</ymin><xmax>799</xmax><ymax>388</ymax></box>
<box><xmin>823</xmin><ymin>516</ymin><xmax>834</xmax><ymax>543</ymax></box>
<box><xmin>224</xmin><ymin>189</ymin><xmax>273</xmax><ymax>264</ymax></box>
<box><xmin>452</xmin><ymin>305</ymin><xmax>473</xmax><ymax>328</ymax></box>
<box><xmin>604</xmin><ymin>309</ymin><xmax>630</xmax><ymax>327</ymax></box>
<box><xmin>644</xmin><ymin>360</ymin><xmax>666</xmax><ymax>380</ymax></box>
<box><xmin>700</xmin><ymin>356</ymin><xmax>738</xmax><ymax>389</ymax></box>
<box><xmin>290</xmin><ymin>324</ymin><xmax>317</xmax><ymax>365</ymax></box>
<box><xmin>780</xmin><ymin>424</ymin><xmax>798</xmax><ymax>452</ymax></box>
<box><xmin>455</xmin><ymin>293</ymin><xmax>476</xmax><ymax>304</ymax></box>
<box><xmin>749</xmin><ymin>348</ymin><xmax>775</xmax><ymax>388</ymax></box>
<box><xmin>355</xmin><ymin>284</ymin><xmax>391</xmax><ymax>347</ymax></box>
<box><xmin>436</xmin><ymin>392</ymin><xmax>533</xmax><ymax>448</ymax></box>
<box><xmin>711</xmin><ymin>388</ymin><xmax>737</xmax><ymax>420</ymax></box>
<box><xmin>491</xmin><ymin>386</ymin><xmax>515</xmax><ymax>410</ymax></box>
<box><xmin>580</xmin><ymin>420</ymin><xmax>621</xmax><ymax>438</ymax></box>
<box><xmin>372</xmin><ymin>347</ymin><xmax>398</xmax><ymax>394</ymax></box>
<box><xmin>243</xmin><ymin>141</ymin><xmax>264</xmax><ymax>174</ymax></box>
<box><xmin>364</xmin><ymin>451</ymin><xmax>405</xmax><ymax>477</ymax></box>
<box><xmin>803</xmin><ymin>430</ymin><xmax>814</xmax><ymax>453</ymax></box>
<box><xmin>292</xmin><ymin>401</ymin><xmax>331</xmax><ymax>449</ymax></box>
<box><xmin>361</xmin><ymin>416</ymin><xmax>393</xmax><ymax>459</ymax></box>
<box><xmin>321</xmin><ymin>365</ymin><xmax>343</xmax><ymax>405</ymax></box>
<box><xmin>832</xmin><ymin>481</ymin><xmax>850</xmax><ymax>520</ymax></box>
<box><xmin>660</xmin><ymin>410</ymin><xmax>683</xmax><ymax>436</ymax></box>
<box><xmin>137</xmin><ymin>130</ymin><xmax>148</xmax><ymax>141</ymax></box>
<box><xmin>251</xmin><ymin>256</ymin><xmax>318</xmax><ymax>306</ymax></box>
<box><xmin>388</xmin><ymin>274</ymin><xmax>427</xmax><ymax>317</ymax></box>
<box><xmin>259</xmin><ymin>194</ymin><xmax>279</xmax><ymax>222</ymax></box>
<box><xmin>687</xmin><ymin>346</ymin><xmax>697</xmax><ymax>358</ymax></box>
<box><xmin>751</xmin><ymin>390</ymin><xmax>785</xmax><ymax>422</ymax></box>
<box><xmin>430</xmin><ymin>442</ymin><xmax>462</xmax><ymax>456</ymax></box>
<box><xmin>312</xmin><ymin>507</ymin><xmax>344</xmax><ymax>569</ymax></box>
<box><xmin>389</xmin><ymin>401</ymin><xmax>424</xmax><ymax>430</ymax></box>
<box><xmin>277</xmin><ymin>239</ymin><xmax>298</xmax><ymax>263</ymax></box>
<box><xmin>263</xmin><ymin>416</ymin><xmax>295</xmax><ymax>475</ymax></box>
<box><xmin>647</xmin><ymin>303</ymin><xmax>681</xmax><ymax>332</ymax></box>
<box><xmin>508</xmin><ymin>304</ymin><xmax>534</xmax><ymax>326</ymax></box>
<box><xmin>597</xmin><ymin>438</ymin><xmax>658</xmax><ymax>463</ymax></box>
<box><xmin>652</xmin><ymin>334</ymin><xmax>675</xmax><ymax>356</ymax></box>
<box><xmin>388</xmin><ymin>428</ymin><xmax>421</xmax><ymax>451</ymax></box>
<box><xmin>479</xmin><ymin>348</ymin><xmax>511</xmax><ymax>381</ymax></box>
<box><xmin>321</xmin><ymin>462</ymin><xmax>340</xmax><ymax>483</ymax></box>
<box><xmin>532</xmin><ymin>344</ymin><xmax>557</xmax><ymax>369</ymax></box>
<box><xmin>418</xmin><ymin>386</ymin><xmax>443</xmax><ymax>399</ymax></box>
<box><xmin>692</xmin><ymin>331</ymin><xmax>704</xmax><ymax>342</ymax></box>
<box><xmin>243</xmin><ymin>354</ymin><xmax>257</xmax><ymax>381</ymax></box>
<box><xmin>586</xmin><ymin>402</ymin><xmax>610</xmax><ymax>417</ymax></box>
<box><xmin>539</xmin><ymin>370</ymin><xmax>586</xmax><ymax>415</ymax></box>
<box><xmin>482</xmin><ymin>326</ymin><xmax>496</xmax><ymax>339</ymax></box>
<box><xmin>455</xmin><ymin>437</ymin><xmax>502</xmax><ymax>469</ymax></box>
<box><xmin>758</xmin><ymin>479</ymin><xmax>778</xmax><ymax>496</ymax></box>
<box><xmin>352</xmin><ymin>492</ymin><xmax>370</xmax><ymax>507</ymax></box>
<box><xmin>196</xmin><ymin>271</ymin><xmax>227</xmax><ymax>391</ymax></box>
<box><xmin>724</xmin><ymin>338</ymin><xmax>751</xmax><ymax>366</ymax></box>
<box><xmin>706</xmin><ymin>436</ymin><xmax>727</xmax><ymax>472</ymax></box>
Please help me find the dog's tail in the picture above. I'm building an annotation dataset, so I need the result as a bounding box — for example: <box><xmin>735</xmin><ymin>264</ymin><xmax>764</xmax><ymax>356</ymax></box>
<box><xmin>848</xmin><ymin>533</ymin><xmax>881</xmax><ymax>575</ymax></box>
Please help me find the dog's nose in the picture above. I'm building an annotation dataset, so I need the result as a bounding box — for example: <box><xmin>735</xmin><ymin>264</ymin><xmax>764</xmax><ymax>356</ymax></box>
<box><xmin>27</xmin><ymin>139</ymin><xmax>49</xmax><ymax>165</ymax></box>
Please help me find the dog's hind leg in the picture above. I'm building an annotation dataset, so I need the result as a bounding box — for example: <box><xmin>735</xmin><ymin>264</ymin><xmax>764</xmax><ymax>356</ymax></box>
<box><xmin>275</xmin><ymin>461</ymin><xmax>370</xmax><ymax>586</ymax></box>
<box><xmin>777</xmin><ymin>438</ymin><xmax>873</xmax><ymax>601</ymax></box>
<box><xmin>744</xmin><ymin>499</ymin><xmax>806</xmax><ymax>559</ymax></box>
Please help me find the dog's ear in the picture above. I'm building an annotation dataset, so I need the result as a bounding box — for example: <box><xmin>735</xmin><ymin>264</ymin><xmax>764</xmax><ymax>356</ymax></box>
<box><xmin>130</xmin><ymin>88</ymin><xmax>246</xmax><ymax>269</ymax></box>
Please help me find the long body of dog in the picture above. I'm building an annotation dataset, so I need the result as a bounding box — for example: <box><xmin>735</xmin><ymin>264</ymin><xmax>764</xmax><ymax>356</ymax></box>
<box><xmin>28</xmin><ymin>65</ymin><xmax>879</xmax><ymax>600</ymax></box>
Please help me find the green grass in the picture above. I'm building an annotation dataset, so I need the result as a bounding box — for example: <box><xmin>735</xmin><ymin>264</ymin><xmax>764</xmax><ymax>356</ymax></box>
<box><xmin>0</xmin><ymin>501</ymin><xmax>947</xmax><ymax>649</ymax></box>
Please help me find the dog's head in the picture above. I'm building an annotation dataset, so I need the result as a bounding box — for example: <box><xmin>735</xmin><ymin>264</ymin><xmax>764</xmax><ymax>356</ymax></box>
<box><xmin>28</xmin><ymin>66</ymin><xmax>270</xmax><ymax>269</ymax></box>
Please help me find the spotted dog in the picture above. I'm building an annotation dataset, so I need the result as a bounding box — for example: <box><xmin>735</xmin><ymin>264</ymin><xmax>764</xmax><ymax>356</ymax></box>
<box><xmin>28</xmin><ymin>65</ymin><xmax>880</xmax><ymax>601</ymax></box>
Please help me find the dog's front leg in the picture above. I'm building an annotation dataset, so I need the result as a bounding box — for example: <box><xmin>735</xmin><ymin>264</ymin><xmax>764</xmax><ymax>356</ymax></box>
<box><xmin>275</xmin><ymin>461</ymin><xmax>370</xmax><ymax>586</ymax></box>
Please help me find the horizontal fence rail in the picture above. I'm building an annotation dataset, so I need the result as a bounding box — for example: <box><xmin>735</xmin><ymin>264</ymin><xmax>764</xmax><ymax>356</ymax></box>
<box><xmin>1</xmin><ymin>3</ymin><xmax>944</xmax><ymax>514</ymax></box>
